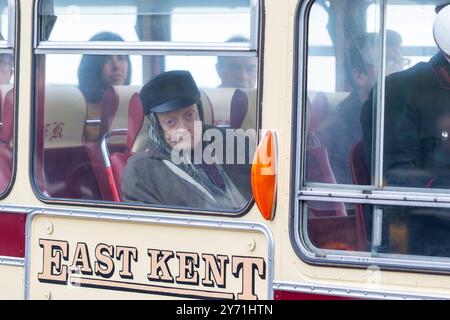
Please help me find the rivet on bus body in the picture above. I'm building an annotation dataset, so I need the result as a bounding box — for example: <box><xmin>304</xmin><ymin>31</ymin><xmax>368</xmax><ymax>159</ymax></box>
<box><xmin>45</xmin><ymin>223</ymin><xmax>54</xmax><ymax>235</ymax></box>
<box><xmin>44</xmin><ymin>292</ymin><xmax>51</xmax><ymax>300</ymax></box>
<box><xmin>247</xmin><ymin>238</ymin><xmax>256</xmax><ymax>252</ymax></box>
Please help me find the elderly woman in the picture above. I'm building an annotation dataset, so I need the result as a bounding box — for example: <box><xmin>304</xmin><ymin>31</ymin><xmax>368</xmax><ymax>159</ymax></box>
<box><xmin>122</xmin><ymin>70</ymin><xmax>249</xmax><ymax>210</ymax></box>
<box><xmin>77</xmin><ymin>31</ymin><xmax>132</xmax><ymax>141</ymax></box>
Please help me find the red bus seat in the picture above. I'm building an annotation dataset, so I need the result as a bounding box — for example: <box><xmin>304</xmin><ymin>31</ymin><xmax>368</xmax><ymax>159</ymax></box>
<box><xmin>229</xmin><ymin>88</ymin><xmax>257</xmax><ymax>130</ymax></box>
<box><xmin>40</xmin><ymin>85</ymin><xmax>102</xmax><ymax>199</ymax></box>
<box><xmin>105</xmin><ymin>93</ymin><xmax>145</xmax><ymax>201</ymax></box>
<box><xmin>307</xmin><ymin>91</ymin><xmax>350</xmax><ymax>133</ymax></box>
<box><xmin>306</xmin><ymin>133</ymin><xmax>347</xmax><ymax>217</ymax></box>
<box><xmin>350</xmin><ymin>139</ymin><xmax>370</xmax><ymax>248</ymax></box>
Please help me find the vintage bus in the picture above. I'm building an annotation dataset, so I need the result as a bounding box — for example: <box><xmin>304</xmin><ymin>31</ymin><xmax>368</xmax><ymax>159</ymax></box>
<box><xmin>0</xmin><ymin>0</ymin><xmax>450</xmax><ymax>300</ymax></box>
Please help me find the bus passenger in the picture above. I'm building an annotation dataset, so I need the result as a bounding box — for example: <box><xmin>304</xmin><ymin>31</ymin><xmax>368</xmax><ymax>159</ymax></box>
<box><xmin>216</xmin><ymin>36</ymin><xmax>257</xmax><ymax>89</ymax></box>
<box><xmin>318</xmin><ymin>30</ymin><xmax>404</xmax><ymax>184</ymax></box>
<box><xmin>77</xmin><ymin>32</ymin><xmax>132</xmax><ymax>141</ymax></box>
<box><xmin>361</xmin><ymin>1</ymin><xmax>450</xmax><ymax>256</ymax></box>
<box><xmin>122</xmin><ymin>70</ymin><xmax>249</xmax><ymax>210</ymax></box>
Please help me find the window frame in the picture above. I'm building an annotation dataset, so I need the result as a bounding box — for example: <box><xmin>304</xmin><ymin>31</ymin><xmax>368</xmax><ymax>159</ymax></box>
<box><xmin>292</xmin><ymin>0</ymin><xmax>450</xmax><ymax>274</ymax></box>
<box><xmin>0</xmin><ymin>0</ymin><xmax>18</xmax><ymax>200</ymax></box>
<box><xmin>30</xmin><ymin>0</ymin><xmax>263</xmax><ymax>217</ymax></box>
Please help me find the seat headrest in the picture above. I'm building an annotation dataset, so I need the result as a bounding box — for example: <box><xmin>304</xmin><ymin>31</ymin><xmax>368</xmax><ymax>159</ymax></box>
<box><xmin>128</xmin><ymin>93</ymin><xmax>146</xmax><ymax>152</ymax></box>
<box><xmin>43</xmin><ymin>85</ymin><xmax>87</xmax><ymax>149</ymax></box>
<box><xmin>101</xmin><ymin>85</ymin><xmax>141</xmax><ymax>145</ymax></box>
<box><xmin>200</xmin><ymin>88</ymin><xmax>237</xmax><ymax>127</ymax></box>
<box><xmin>230</xmin><ymin>88</ymin><xmax>257</xmax><ymax>131</ymax></box>
<box><xmin>307</xmin><ymin>91</ymin><xmax>350</xmax><ymax>132</ymax></box>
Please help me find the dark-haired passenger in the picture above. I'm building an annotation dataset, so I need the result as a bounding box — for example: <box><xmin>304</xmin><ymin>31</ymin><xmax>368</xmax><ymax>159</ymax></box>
<box><xmin>318</xmin><ymin>30</ymin><xmax>405</xmax><ymax>184</ymax></box>
<box><xmin>77</xmin><ymin>32</ymin><xmax>132</xmax><ymax>141</ymax></box>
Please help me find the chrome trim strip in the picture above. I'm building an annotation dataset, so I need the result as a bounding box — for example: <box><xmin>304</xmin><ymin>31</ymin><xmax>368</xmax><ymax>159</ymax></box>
<box><xmin>249</xmin><ymin>0</ymin><xmax>259</xmax><ymax>51</ymax></box>
<box><xmin>0</xmin><ymin>256</ymin><xmax>24</xmax><ymax>267</ymax></box>
<box><xmin>35</xmin><ymin>41</ymin><xmax>258</xmax><ymax>55</ymax></box>
<box><xmin>24</xmin><ymin>208</ymin><xmax>275</xmax><ymax>300</ymax></box>
<box><xmin>101</xmin><ymin>129</ymin><xmax>127</xmax><ymax>169</ymax></box>
<box><xmin>373</xmin><ymin>0</ymin><xmax>387</xmax><ymax>188</ymax></box>
<box><xmin>35</xmin><ymin>48</ymin><xmax>258</xmax><ymax>57</ymax></box>
<box><xmin>299</xmin><ymin>189</ymin><xmax>450</xmax><ymax>207</ymax></box>
<box><xmin>293</xmin><ymin>0</ymin><xmax>312</xmax><ymax>266</ymax></box>
<box><xmin>85</xmin><ymin>119</ymin><xmax>101</xmax><ymax>126</ymax></box>
<box><xmin>273</xmin><ymin>281</ymin><xmax>449</xmax><ymax>300</ymax></box>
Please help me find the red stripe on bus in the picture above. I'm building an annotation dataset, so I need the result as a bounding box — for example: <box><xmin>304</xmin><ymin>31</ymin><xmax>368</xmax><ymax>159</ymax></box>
<box><xmin>0</xmin><ymin>213</ymin><xmax>26</xmax><ymax>258</ymax></box>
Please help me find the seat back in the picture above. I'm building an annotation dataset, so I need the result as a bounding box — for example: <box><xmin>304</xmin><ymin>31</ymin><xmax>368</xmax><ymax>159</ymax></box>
<box><xmin>100</xmin><ymin>85</ymin><xmax>141</xmax><ymax>145</ymax></box>
<box><xmin>350</xmin><ymin>140</ymin><xmax>370</xmax><ymax>185</ymax></box>
<box><xmin>108</xmin><ymin>93</ymin><xmax>145</xmax><ymax>200</ymax></box>
<box><xmin>40</xmin><ymin>85</ymin><xmax>102</xmax><ymax>199</ymax></box>
<box><xmin>200</xmin><ymin>87</ymin><xmax>237</xmax><ymax>127</ymax></box>
<box><xmin>306</xmin><ymin>134</ymin><xmax>347</xmax><ymax>217</ymax></box>
<box><xmin>230</xmin><ymin>88</ymin><xmax>257</xmax><ymax>131</ymax></box>
<box><xmin>307</xmin><ymin>91</ymin><xmax>350</xmax><ymax>132</ymax></box>
<box><xmin>350</xmin><ymin>139</ymin><xmax>370</xmax><ymax>248</ymax></box>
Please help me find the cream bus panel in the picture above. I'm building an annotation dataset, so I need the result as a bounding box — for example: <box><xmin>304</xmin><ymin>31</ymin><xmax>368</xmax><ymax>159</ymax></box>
<box><xmin>0</xmin><ymin>265</ymin><xmax>24</xmax><ymax>300</ymax></box>
<box><xmin>27</xmin><ymin>212</ymin><xmax>272</xmax><ymax>300</ymax></box>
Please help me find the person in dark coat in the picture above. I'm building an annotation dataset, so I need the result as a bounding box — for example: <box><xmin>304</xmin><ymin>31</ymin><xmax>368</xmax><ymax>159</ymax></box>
<box><xmin>318</xmin><ymin>30</ymin><xmax>404</xmax><ymax>185</ymax></box>
<box><xmin>360</xmin><ymin>2</ymin><xmax>450</xmax><ymax>256</ymax></box>
<box><xmin>121</xmin><ymin>70</ymin><xmax>251</xmax><ymax>210</ymax></box>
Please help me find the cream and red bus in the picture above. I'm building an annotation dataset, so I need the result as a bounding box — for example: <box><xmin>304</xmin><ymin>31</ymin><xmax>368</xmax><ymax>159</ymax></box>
<box><xmin>1</xmin><ymin>0</ymin><xmax>450</xmax><ymax>300</ymax></box>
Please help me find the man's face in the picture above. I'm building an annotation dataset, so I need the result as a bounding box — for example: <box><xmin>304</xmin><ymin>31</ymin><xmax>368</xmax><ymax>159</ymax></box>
<box><xmin>385</xmin><ymin>45</ymin><xmax>409</xmax><ymax>76</ymax></box>
<box><xmin>354</xmin><ymin>43</ymin><xmax>408</xmax><ymax>101</ymax></box>
<box><xmin>216</xmin><ymin>56</ymin><xmax>257</xmax><ymax>88</ymax></box>
<box><xmin>156</xmin><ymin>104</ymin><xmax>201</xmax><ymax>151</ymax></box>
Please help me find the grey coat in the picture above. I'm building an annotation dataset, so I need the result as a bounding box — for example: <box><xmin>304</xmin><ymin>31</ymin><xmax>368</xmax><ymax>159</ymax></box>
<box><xmin>121</xmin><ymin>147</ymin><xmax>251</xmax><ymax>210</ymax></box>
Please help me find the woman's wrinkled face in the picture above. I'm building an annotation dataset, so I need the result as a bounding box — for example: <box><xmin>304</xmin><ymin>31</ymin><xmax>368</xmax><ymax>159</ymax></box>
<box><xmin>102</xmin><ymin>55</ymin><xmax>129</xmax><ymax>86</ymax></box>
<box><xmin>156</xmin><ymin>104</ymin><xmax>202</xmax><ymax>151</ymax></box>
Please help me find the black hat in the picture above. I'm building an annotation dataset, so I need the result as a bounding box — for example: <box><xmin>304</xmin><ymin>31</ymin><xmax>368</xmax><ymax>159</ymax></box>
<box><xmin>140</xmin><ymin>70</ymin><xmax>201</xmax><ymax>114</ymax></box>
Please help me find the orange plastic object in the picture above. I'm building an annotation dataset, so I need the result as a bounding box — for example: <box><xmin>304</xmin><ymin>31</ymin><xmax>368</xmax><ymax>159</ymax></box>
<box><xmin>251</xmin><ymin>131</ymin><xmax>277</xmax><ymax>220</ymax></box>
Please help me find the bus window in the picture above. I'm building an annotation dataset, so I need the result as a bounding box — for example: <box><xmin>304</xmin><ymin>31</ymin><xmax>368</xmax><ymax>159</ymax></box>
<box><xmin>39</xmin><ymin>0</ymin><xmax>254</xmax><ymax>45</ymax></box>
<box><xmin>33</xmin><ymin>0</ymin><xmax>259</xmax><ymax>214</ymax></box>
<box><xmin>0</xmin><ymin>0</ymin><xmax>15</xmax><ymax>196</ymax></box>
<box><xmin>297</xmin><ymin>0</ymin><xmax>450</xmax><ymax>270</ymax></box>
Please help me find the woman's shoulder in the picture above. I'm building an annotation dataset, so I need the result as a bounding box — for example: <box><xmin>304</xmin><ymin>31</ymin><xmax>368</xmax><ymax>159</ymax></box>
<box><xmin>125</xmin><ymin>150</ymin><xmax>164</xmax><ymax>174</ymax></box>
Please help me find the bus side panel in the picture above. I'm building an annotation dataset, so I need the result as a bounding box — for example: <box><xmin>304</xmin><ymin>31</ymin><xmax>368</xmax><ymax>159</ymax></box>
<box><xmin>0</xmin><ymin>265</ymin><xmax>24</xmax><ymax>299</ymax></box>
<box><xmin>0</xmin><ymin>213</ymin><xmax>26</xmax><ymax>257</ymax></box>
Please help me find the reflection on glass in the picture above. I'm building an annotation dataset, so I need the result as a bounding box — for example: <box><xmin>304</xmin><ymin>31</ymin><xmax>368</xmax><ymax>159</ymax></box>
<box><xmin>36</xmin><ymin>54</ymin><xmax>258</xmax><ymax>213</ymax></box>
<box><xmin>305</xmin><ymin>0</ymin><xmax>416</xmax><ymax>186</ymax></box>
<box><xmin>305</xmin><ymin>201</ymin><xmax>369</xmax><ymax>252</ymax></box>
<box><xmin>381</xmin><ymin>2</ymin><xmax>450</xmax><ymax>190</ymax></box>
<box><xmin>305</xmin><ymin>201</ymin><xmax>450</xmax><ymax>258</ymax></box>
